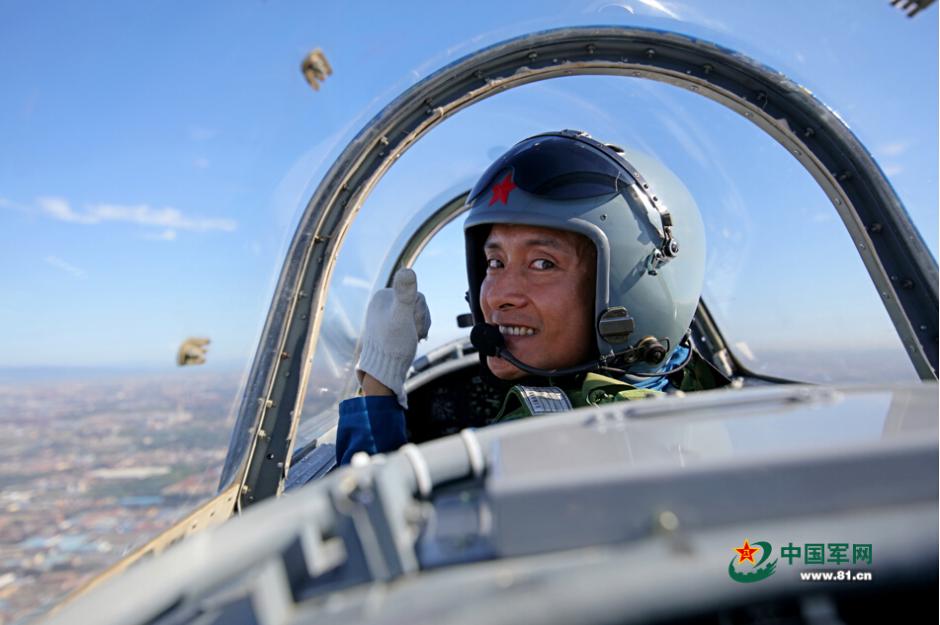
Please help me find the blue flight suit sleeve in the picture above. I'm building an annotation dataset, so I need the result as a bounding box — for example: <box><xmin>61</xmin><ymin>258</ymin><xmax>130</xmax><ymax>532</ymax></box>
<box><xmin>335</xmin><ymin>395</ymin><xmax>408</xmax><ymax>465</ymax></box>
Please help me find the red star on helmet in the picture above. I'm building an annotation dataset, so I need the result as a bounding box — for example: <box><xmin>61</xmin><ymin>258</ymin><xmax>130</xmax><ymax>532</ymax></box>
<box><xmin>488</xmin><ymin>172</ymin><xmax>516</xmax><ymax>206</ymax></box>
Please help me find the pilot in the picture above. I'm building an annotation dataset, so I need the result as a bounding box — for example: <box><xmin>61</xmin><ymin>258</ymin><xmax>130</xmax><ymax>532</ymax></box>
<box><xmin>336</xmin><ymin>129</ymin><xmax>727</xmax><ymax>465</ymax></box>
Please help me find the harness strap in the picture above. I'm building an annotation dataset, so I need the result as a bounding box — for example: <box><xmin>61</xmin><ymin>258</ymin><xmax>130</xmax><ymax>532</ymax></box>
<box><xmin>510</xmin><ymin>385</ymin><xmax>573</xmax><ymax>415</ymax></box>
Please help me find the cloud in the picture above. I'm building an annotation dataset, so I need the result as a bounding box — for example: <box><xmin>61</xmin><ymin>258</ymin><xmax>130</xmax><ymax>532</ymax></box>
<box><xmin>0</xmin><ymin>197</ymin><xmax>30</xmax><ymax>214</ymax></box>
<box><xmin>340</xmin><ymin>275</ymin><xmax>373</xmax><ymax>290</ymax></box>
<box><xmin>44</xmin><ymin>255</ymin><xmax>87</xmax><ymax>279</ymax></box>
<box><xmin>144</xmin><ymin>229</ymin><xmax>177</xmax><ymax>241</ymax></box>
<box><xmin>188</xmin><ymin>126</ymin><xmax>218</xmax><ymax>141</ymax></box>
<box><xmin>421</xmin><ymin>247</ymin><xmax>444</xmax><ymax>258</ymax></box>
<box><xmin>38</xmin><ymin>197</ymin><xmax>236</xmax><ymax>232</ymax></box>
<box><xmin>39</xmin><ymin>197</ymin><xmax>85</xmax><ymax>222</ymax></box>
<box><xmin>193</xmin><ymin>157</ymin><xmax>210</xmax><ymax>169</ymax></box>
<box><xmin>873</xmin><ymin>142</ymin><xmax>908</xmax><ymax>178</ymax></box>
<box><xmin>878</xmin><ymin>141</ymin><xmax>910</xmax><ymax>157</ymax></box>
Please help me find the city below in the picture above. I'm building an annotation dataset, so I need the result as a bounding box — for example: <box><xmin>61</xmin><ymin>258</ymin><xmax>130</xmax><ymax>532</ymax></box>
<box><xmin>0</xmin><ymin>370</ymin><xmax>242</xmax><ymax>625</ymax></box>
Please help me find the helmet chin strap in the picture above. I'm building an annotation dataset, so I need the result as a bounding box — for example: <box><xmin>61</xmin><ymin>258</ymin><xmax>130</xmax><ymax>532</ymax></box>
<box><xmin>470</xmin><ymin>323</ymin><xmax>692</xmax><ymax>379</ymax></box>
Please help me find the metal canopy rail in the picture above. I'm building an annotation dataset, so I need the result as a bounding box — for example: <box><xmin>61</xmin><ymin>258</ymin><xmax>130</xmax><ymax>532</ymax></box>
<box><xmin>220</xmin><ymin>26</ymin><xmax>939</xmax><ymax>508</ymax></box>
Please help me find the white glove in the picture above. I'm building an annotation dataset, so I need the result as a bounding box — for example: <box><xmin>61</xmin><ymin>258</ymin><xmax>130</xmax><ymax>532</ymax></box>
<box><xmin>357</xmin><ymin>268</ymin><xmax>431</xmax><ymax>408</ymax></box>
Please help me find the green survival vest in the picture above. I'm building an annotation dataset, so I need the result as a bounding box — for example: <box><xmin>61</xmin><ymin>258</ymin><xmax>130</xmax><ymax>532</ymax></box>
<box><xmin>494</xmin><ymin>351</ymin><xmax>730</xmax><ymax>422</ymax></box>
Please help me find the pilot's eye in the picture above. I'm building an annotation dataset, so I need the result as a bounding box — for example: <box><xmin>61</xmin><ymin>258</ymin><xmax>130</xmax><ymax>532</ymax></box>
<box><xmin>486</xmin><ymin>258</ymin><xmax>503</xmax><ymax>269</ymax></box>
<box><xmin>531</xmin><ymin>258</ymin><xmax>555</xmax><ymax>270</ymax></box>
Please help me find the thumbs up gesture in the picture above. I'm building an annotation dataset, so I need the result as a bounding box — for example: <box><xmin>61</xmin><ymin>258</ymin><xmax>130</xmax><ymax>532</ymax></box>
<box><xmin>356</xmin><ymin>268</ymin><xmax>431</xmax><ymax>408</ymax></box>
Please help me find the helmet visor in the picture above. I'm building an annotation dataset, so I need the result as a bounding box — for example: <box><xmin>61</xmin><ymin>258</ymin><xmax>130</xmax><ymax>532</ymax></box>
<box><xmin>467</xmin><ymin>134</ymin><xmax>636</xmax><ymax>204</ymax></box>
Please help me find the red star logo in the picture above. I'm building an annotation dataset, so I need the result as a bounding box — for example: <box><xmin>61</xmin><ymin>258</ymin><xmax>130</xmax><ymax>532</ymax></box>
<box><xmin>735</xmin><ymin>539</ymin><xmax>760</xmax><ymax>565</ymax></box>
<box><xmin>488</xmin><ymin>172</ymin><xmax>516</xmax><ymax>206</ymax></box>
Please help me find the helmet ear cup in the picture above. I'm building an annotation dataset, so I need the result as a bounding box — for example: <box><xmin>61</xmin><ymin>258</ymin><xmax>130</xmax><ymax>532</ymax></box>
<box><xmin>597</xmin><ymin>307</ymin><xmax>635</xmax><ymax>345</ymax></box>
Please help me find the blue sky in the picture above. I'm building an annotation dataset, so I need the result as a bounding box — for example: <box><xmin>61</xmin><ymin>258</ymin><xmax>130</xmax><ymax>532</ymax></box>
<box><xmin>0</xmin><ymin>1</ymin><xmax>936</xmax><ymax>376</ymax></box>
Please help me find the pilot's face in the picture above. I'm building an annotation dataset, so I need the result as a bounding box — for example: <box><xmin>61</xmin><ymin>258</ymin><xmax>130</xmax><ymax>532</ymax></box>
<box><xmin>480</xmin><ymin>224</ymin><xmax>596</xmax><ymax>380</ymax></box>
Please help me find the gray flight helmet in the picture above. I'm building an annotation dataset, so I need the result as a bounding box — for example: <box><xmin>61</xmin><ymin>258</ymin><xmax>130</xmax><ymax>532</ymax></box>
<box><xmin>464</xmin><ymin>130</ymin><xmax>705</xmax><ymax>374</ymax></box>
